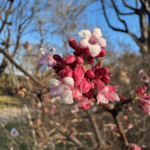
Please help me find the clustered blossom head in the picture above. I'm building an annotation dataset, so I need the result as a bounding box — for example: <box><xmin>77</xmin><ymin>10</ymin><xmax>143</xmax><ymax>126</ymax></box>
<box><xmin>136</xmin><ymin>86</ymin><xmax>150</xmax><ymax>115</ymax></box>
<box><xmin>139</xmin><ymin>69</ymin><xmax>150</xmax><ymax>83</ymax></box>
<box><xmin>38</xmin><ymin>28</ymin><xmax>120</xmax><ymax>110</ymax></box>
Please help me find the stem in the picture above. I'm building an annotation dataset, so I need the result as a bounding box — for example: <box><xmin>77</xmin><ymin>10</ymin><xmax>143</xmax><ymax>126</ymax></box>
<box><xmin>86</xmin><ymin>109</ymin><xmax>106</xmax><ymax>149</ymax></box>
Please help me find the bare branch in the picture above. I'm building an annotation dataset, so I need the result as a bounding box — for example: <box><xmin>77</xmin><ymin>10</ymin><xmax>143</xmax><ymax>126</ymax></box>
<box><xmin>122</xmin><ymin>0</ymin><xmax>136</xmax><ymax>11</ymax></box>
<box><xmin>0</xmin><ymin>0</ymin><xmax>14</xmax><ymax>33</ymax></box>
<box><xmin>0</xmin><ymin>47</ymin><xmax>49</xmax><ymax>88</ymax></box>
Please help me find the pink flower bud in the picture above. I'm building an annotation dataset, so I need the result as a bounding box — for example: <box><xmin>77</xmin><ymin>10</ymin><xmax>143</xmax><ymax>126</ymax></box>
<box><xmin>85</xmin><ymin>70</ymin><xmax>95</xmax><ymax>78</ymax></box>
<box><xmin>99</xmin><ymin>67</ymin><xmax>109</xmax><ymax>75</ymax></box>
<box><xmin>76</xmin><ymin>57</ymin><xmax>84</xmax><ymax>64</ymax></box>
<box><xmin>69</xmin><ymin>38</ymin><xmax>80</xmax><ymax>52</ymax></box>
<box><xmin>83</xmin><ymin>89</ymin><xmax>93</xmax><ymax>99</ymax></box>
<box><xmin>44</xmin><ymin>108</ymin><xmax>47</xmax><ymax>114</ymax></box>
<box><xmin>124</xmin><ymin>115</ymin><xmax>128</xmax><ymax>120</ymax></box>
<box><xmin>91</xmin><ymin>80</ymin><xmax>96</xmax><ymax>90</ymax></box>
<box><xmin>59</xmin><ymin>66</ymin><xmax>73</xmax><ymax>78</ymax></box>
<box><xmin>101</xmin><ymin>75</ymin><xmax>110</xmax><ymax>84</ymax></box>
<box><xmin>53</xmin><ymin>54</ymin><xmax>62</xmax><ymax>62</ymax></box>
<box><xmin>72</xmin><ymin>87</ymin><xmax>82</xmax><ymax>100</ymax></box>
<box><xmin>125</xmin><ymin>105</ymin><xmax>132</xmax><ymax>111</ymax></box>
<box><xmin>64</xmin><ymin>55</ymin><xmax>75</xmax><ymax>64</ymax></box>
<box><xmin>73</xmin><ymin>66</ymin><xmax>84</xmax><ymax>81</ymax></box>
<box><xmin>87</xmin><ymin>56</ymin><xmax>94</xmax><ymax>64</ymax></box>
<box><xmin>120</xmin><ymin>95</ymin><xmax>127</xmax><ymax>101</ymax></box>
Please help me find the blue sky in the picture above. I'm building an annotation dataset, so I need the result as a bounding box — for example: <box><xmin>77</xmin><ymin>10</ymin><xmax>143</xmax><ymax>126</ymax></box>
<box><xmin>0</xmin><ymin>0</ymin><xmax>141</xmax><ymax>69</ymax></box>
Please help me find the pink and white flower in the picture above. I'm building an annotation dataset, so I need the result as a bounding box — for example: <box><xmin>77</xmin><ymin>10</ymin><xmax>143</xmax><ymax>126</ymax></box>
<box><xmin>38</xmin><ymin>48</ymin><xmax>56</xmax><ymax>74</ymax></box>
<box><xmin>71</xmin><ymin>104</ymin><xmax>79</xmax><ymax>113</ymax></box>
<box><xmin>50</xmin><ymin>77</ymin><xmax>74</xmax><ymax>104</ymax></box>
<box><xmin>10</xmin><ymin>128</ymin><xmax>19</xmax><ymax>137</ymax></box>
<box><xmin>97</xmin><ymin>84</ymin><xmax>120</xmax><ymax>104</ymax></box>
<box><xmin>78</xmin><ymin>28</ymin><xmax>106</xmax><ymax>57</ymax></box>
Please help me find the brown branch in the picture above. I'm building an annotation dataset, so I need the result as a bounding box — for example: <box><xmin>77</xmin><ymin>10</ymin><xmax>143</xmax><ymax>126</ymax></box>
<box><xmin>98</xmin><ymin>99</ymin><xmax>131</xmax><ymax>149</ymax></box>
<box><xmin>86</xmin><ymin>109</ymin><xmax>106</xmax><ymax>149</ymax></box>
<box><xmin>0</xmin><ymin>0</ymin><xmax>14</xmax><ymax>34</ymax></box>
<box><xmin>0</xmin><ymin>48</ymin><xmax>49</xmax><ymax>89</ymax></box>
<box><xmin>45</xmin><ymin>121</ymin><xmax>90</xmax><ymax>150</ymax></box>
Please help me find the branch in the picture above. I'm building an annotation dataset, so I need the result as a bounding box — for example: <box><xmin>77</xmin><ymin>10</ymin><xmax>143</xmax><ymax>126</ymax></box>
<box><xmin>45</xmin><ymin>121</ymin><xmax>90</xmax><ymax>150</ymax></box>
<box><xmin>0</xmin><ymin>47</ymin><xmax>49</xmax><ymax>89</ymax></box>
<box><xmin>139</xmin><ymin>0</ymin><xmax>150</xmax><ymax>14</ymax></box>
<box><xmin>111</xmin><ymin>0</ymin><xmax>128</xmax><ymax>31</ymax></box>
<box><xmin>122</xmin><ymin>0</ymin><xmax>137</xmax><ymax>11</ymax></box>
<box><xmin>0</xmin><ymin>0</ymin><xmax>14</xmax><ymax>34</ymax></box>
<box><xmin>101</xmin><ymin>0</ymin><xmax>127</xmax><ymax>33</ymax></box>
<box><xmin>86</xmin><ymin>109</ymin><xmax>106</xmax><ymax>149</ymax></box>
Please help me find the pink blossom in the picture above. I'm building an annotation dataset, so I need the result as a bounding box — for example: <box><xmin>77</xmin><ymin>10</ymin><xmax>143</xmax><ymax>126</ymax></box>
<box><xmin>124</xmin><ymin>115</ymin><xmax>128</xmax><ymax>121</ymax></box>
<box><xmin>71</xmin><ymin>104</ymin><xmax>79</xmax><ymax>113</ymax></box>
<box><xmin>76</xmin><ymin>57</ymin><xmax>84</xmax><ymax>64</ymax></box>
<box><xmin>50</xmin><ymin>77</ymin><xmax>74</xmax><ymax>104</ymax></box>
<box><xmin>73</xmin><ymin>66</ymin><xmax>84</xmax><ymax>81</ymax></box>
<box><xmin>78</xmin><ymin>28</ymin><xmax>106</xmax><ymax>57</ymax></box>
<box><xmin>78</xmin><ymin>97</ymin><xmax>91</xmax><ymax>110</ymax></box>
<box><xmin>125</xmin><ymin>105</ymin><xmax>132</xmax><ymax>111</ymax></box>
<box><xmin>111</xmin><ymin>125</ymin><xmax>119</xmax><ymax>133</ymax></box>
<box><xmin>51</xmin><ymin>105</ymin><xmax>56</xmax><ymax>114</ymax></box>
<box><xmin>97</xmin><ymin>85</ymin><xmax>120</xmax><ymax>104</ymax></box>
<box><xmin>127</xmin><ymin>123</ymin><xmax>133</xmax><ymax>129</ymax></box>
<box><xmin>38</xmin><ymin>48</ymin><xmax>56</xmax><ymax>74</ymax></box>
<box><xmin>120</xmin><ymin>95</ymin><xmax>127</xmax><ymax>101</ymax></box>
<box><xmin>64</xmin><ymin>55</ymin><xmax>75</xmax><ymax>64</ymax></box>
<box><xmin>59</xmin><ymin>66</ymin><xmax>73</xmax><ymax>78</ymax></box>
<box><xmin>10</xmin><ymin>128</ymin><xmax>19</xmax><ymax>137</ymax></box>
<box><xmin>132</xmin><ymin>144</ymin><xmax>141</xmax><ymax>150</ymax></box>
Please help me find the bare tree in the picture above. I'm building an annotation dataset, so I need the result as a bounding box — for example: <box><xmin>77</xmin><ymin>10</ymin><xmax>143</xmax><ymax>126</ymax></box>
<box><xmin>97</xmin><ymin>0</ymin><xmax>150</xmax><ymax>73</ymax></box>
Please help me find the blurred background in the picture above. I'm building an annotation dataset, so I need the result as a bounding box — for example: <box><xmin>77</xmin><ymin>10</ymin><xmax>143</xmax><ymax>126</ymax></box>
<box><xmin>0</xmin><ymin>0</ymin><xmax>150</xmax><ymax>150</ymax></box>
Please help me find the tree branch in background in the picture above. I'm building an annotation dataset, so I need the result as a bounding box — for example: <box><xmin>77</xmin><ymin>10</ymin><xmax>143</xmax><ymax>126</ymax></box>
<box><xmin>0</xmin><ymin>48</ymin><xmax>49</xmax><ymax>89</ymax></box>
<box><xmin>0</xmin><ymin>0</ymin><xmax>14</xmax><ymax>33</ymax></box>
<box><xmin>87</xmin><ymin>109</ymin><xmax>106</xmax><ymax>149</ymax></box>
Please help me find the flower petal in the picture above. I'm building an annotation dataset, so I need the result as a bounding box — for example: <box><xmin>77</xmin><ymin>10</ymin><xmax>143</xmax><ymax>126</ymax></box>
<box><xmin>78</xmin><ymin>39</ymin><xmax>90</xmax><ymax>48</ymax></box>
<box><xmin>103</xmin><ymin>91</ymin><xmax>120</xmax><ymax>102</ymax></box>
<box><xmin>48</xmin><ymin>48</ymin><xmax>55</xmax><ymax>56</ymax></box>
<box><xmin>96</xmin><ymin>79</ymin><xmax>105</xmax><ymax>92</ymax></box>
<box><xmin>62</xmin><ymin>77</ymin><xmax>74</xmax><ymax>89</ymax></box>
<box><xmin>91</xmin><ymin>28</ymin><xmax>102</xmax><ymax>38</ymax></box>
<box><xmin>38</xmin><ymin>59</ymin><xmax>44</xmax><ymax>67</ymax></box>
<box><xmin>107</xmin><ymin>85</ymin><xmax>117</xmax><ymax>92</ymax></box>
<box><xmin>97</xmin><ymin>94</ymin><xmax>108</xmax><ymax>104</ymax></box>
<box><xmin>89</xmin><ymin>44</ymin><xmax>101</xmax><ymax>57</ymax></box>
<box><xmin>47</xmin><ymin>58</ymin><xmax>56</xmax><ymax>67</ymax></box>
<box><xmin>78</xmin><ymin>30</ymin><xmax>91</xmax><ymax>40</ymax></box>
<box><xmin>60</xmin><ymin>89</ymin><xmax>74</xmax><ymax>104</ymax></box>
<box><xmin>97</xmin><ymin>38</ymin><xmax>106</xmax><ymax>47</ymax></box>
<box><xmin>40</xmin><ymin>64</ymin><xmax>47</xmax><ymax>74</ymax></box>
<box><xmin>72</xmin><ymin>87</ymin><xmax>82</xmax><ymax>100</ymax></box>
<box><xmin>50</xmin><ymin>79</ymin><xmax>61</xmax><ymax>87</ymax></box>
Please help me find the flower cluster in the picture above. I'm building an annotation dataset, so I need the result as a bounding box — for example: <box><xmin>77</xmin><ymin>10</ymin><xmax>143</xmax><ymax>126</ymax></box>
<box><xmin>139</xmin><ymin>69</ymin><xmax>150</xmax><ymax>83</ymax></box>
<box><xmin>136</xmin><ymin>86</ymin><xmax>150</xmax><ymax>115</ymax></box>
<box><xmin>38</xmin><ymin>28</ymin><xmax>120</xmax><ymax>110</ymax></box>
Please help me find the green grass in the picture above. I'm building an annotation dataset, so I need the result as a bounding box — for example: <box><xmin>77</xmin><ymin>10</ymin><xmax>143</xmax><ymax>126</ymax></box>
<box><xmin>0</xmin><ymin>96</ymin><xmax>20</xmax><ymax>109</ymax></box>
